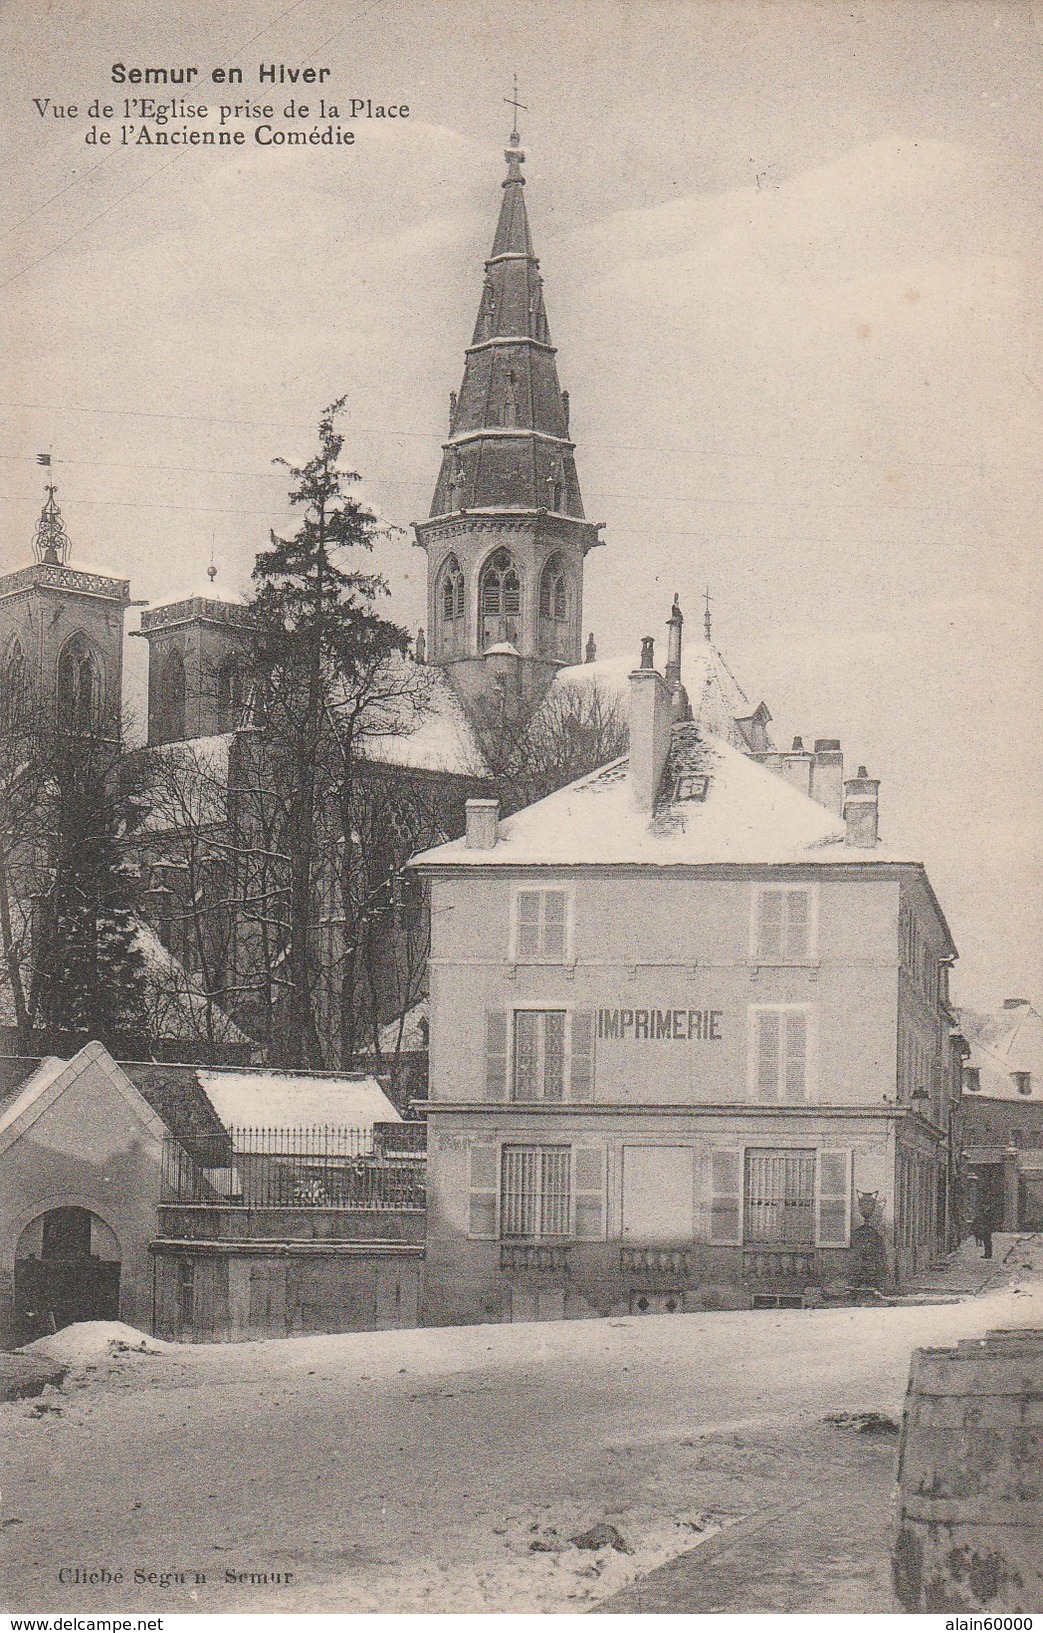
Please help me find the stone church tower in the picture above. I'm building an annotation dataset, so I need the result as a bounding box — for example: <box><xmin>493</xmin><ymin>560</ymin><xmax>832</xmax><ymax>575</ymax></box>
<box><xmin>0</xmin><ymin>480</ymin><xmax>130</xmax><ymax>741</ymax></box>
<box><xmin>136</xmin><ymin>573</ymin><xmax>254</xmax><ymax>747</ymax></box>
<box><xmin>414</xmin><ymin>123</ymin><xmax>603</xmax><ymax>706</ymax></box>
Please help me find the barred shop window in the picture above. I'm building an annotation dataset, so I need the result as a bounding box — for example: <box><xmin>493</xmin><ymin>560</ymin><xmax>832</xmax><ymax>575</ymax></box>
<box><xmin>751</xmin><ymin>1006</ymin><xmax>810</xmax><ymax>1102</ymax></box>
<box><xmin>513</xmin><ymin>1010</ymin><xmax>566</xmax><ymax>1101</ymax></box>
<box><xmin>500</xmin><ymin>1145</ymin><xmax>571</xmax><ymax>1240</ymax></box>
<box><xmin>753</xmin><ymin>885</ymin><xmax>813</xmax><ymax>961</ymax></box>
<box><xmin>744</xmin><ymin>1148</ymin><xmax>816</xmax><ymax>1245</ymax></box>
<box><xmin>514</xmin><ymin>887</ymin><xmax>568</xmax><ymax>960</ymax></box>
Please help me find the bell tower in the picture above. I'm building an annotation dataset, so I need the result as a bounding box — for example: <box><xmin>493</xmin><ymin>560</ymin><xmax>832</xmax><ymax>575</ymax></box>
<box><xmin>413</xmin><ymin>108</ymin><xmax>604</xmax><ymax>707</ymax></box>
<box><xmin>0</xmin><ymin>473</ymin><xmax>130</xmax><ymax>741</ymax></box>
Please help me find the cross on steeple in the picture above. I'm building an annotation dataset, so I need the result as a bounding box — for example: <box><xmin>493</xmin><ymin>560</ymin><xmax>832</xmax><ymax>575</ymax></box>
<box><xmin>703</xmin><ymin>585</ymin><xmax>713</xmax><ymax>641</ymax></box>
<box><xmin>505</xmin><ymin>75</ymin><xmax>527</xmax><ymax>146</ymax></box>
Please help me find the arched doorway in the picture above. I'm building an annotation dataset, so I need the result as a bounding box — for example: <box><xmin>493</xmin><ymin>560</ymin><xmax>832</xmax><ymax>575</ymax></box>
<box><xmin>14</xmin><ymin>1206</ymin><xmax>121</xmax><ymax>1340</ymax></box>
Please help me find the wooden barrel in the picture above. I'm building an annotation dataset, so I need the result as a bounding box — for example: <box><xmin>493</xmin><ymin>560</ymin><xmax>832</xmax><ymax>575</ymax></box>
<box><xmin>892</xmin><ymin>1330</ymin><xmax>1043</xmax><ymax>1611</ymax></box>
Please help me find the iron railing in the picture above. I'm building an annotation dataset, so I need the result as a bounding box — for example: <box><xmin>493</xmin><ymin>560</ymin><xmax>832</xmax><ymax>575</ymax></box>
<box><xmin>161</xmin><ymin>1126</ymin><xmax>425</xmax><ymax>1211</ymax></box>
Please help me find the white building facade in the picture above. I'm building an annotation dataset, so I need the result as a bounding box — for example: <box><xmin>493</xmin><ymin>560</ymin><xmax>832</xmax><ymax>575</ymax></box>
<box><xmin>413</xmin><ymin>627</ymin><xmax>961</xmax><ymax>1323</ymax></box>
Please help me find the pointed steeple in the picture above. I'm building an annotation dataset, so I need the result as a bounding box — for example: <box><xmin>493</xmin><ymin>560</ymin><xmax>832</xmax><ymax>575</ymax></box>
<box><xmin>414</xmin><ymin>114</ymin><xmax>605</xmax><ymax>702</ymax></box>
<box><xmin>426</xmin><ymin>128</ymin><xmax>588</xmax><ymax>519</ymax></box>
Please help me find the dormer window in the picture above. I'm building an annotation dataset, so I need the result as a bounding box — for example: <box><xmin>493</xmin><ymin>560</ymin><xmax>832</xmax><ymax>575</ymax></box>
<box><xmin>674</xmin><ymin>773</ymin><xmax>709</xmax><ymax>802</ymax></box>
<box><xmin>1012</xmin><ymin>1072</ymin><xmax>1032</xmax><ymax>1096</ymax></box>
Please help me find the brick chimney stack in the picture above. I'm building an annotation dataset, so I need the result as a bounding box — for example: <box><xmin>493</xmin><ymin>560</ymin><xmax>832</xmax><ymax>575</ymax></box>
<box><xmin>629</xmin><ymin>638</ymin><xmax>674</xmax><ymax>813</ymax></box>
<box><xmin>843</xmin><ymin>765</ymin><xmax>880</xmax><ymax>848</ymax></box>
<box><xmin>465</xmin><ymin>797</ymin><xmax>500</xmax><ymax>849</ymax></box>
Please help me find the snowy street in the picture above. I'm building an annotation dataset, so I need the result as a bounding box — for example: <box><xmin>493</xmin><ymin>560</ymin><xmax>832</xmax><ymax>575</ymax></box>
<box><xmin>3</xmin><ymin>1246</ymin><xmax>1042</xmax><ymax>1615</ymax></box>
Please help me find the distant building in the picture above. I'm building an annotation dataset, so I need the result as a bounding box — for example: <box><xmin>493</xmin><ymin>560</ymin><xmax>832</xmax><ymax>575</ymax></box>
<box><xmin>0</xmin><ymin>1043</ymin><xmax>424</xmax><ymax>1345</ymax></box>
<box><xmin>412</xmin><ymin>611</ymin><xmax>962</xmax><ymax>1322</ymax></box>
<box><xmin>961</xmin><ymin>999</ymin><xmax>1043</xmax><ymax>1231</ymax></box>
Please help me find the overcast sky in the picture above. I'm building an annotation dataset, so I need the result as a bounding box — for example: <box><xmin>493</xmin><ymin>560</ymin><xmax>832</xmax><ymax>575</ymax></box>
<box><xmin>2</xmin><ymin>0</ymin><xmax>1040</xmax><ymax>1009</ymax></box>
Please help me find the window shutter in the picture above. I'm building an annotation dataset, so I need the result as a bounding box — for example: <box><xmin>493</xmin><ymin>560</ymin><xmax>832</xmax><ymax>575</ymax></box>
<box><xmin>784</xmin><ymin>1011</ymin><xmax>808</xmax><ymax>1102</ymax></box>
<box><xmin>757</xmin><ymin>889</ymin><xmax>783</xmax><ymax>958</ymax></box>
<box><xmin>709</xmin><ymin>1149</ymin><xmax>743</xmax><ymax>1245</ymax></box>
<box><xmin>816</xmin><ymin>1149</ymin><xmax>851</xmax><ymax>1247</ymax></box>
<box><xmin>569</xmin><ymin>1010</ymin><xmax>595</xmax><ymax>1100</ymax></box>
<box><xmin>785</xmin><ymin>891</ymin><xmax>810</xmax><ymax>959</ymax></box>
<box><xmin>574</xmin><ymin>1145</ymin><xmax>604</xmax><ymax>1239</ymax></box>
<box><xmin>512</xmin><ymin>1010</ymin><xmax>538</xmax><ymax>1101</ymax></box>
<box><xmin>485</xmin><ymin>1010</ymin><xmax>508</xmax><ymax>1101</ymax></box>
<box><xmin>543</xmin><ymin>890</ymin><xmax>567</xmax><ymax>959</ymax></box>
<box><xmin>468</xmin><ymin>1143</ymin><xmax>498</xmax><ymax>1239</ymax></box>
<box><xmin>516</xmin><ymin>891</ymin><xmax>541</xmax><ymax>957</ymax></box>
<box><xmin>755</xmin><ymin>1010</ymin><xmax>780</xmax><ymax>1101</ymax></box>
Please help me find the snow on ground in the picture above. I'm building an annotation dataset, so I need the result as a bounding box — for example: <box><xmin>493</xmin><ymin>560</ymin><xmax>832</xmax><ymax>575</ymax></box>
<box><xmin>22</xmin><ymin>1321</ymin><xmax>169</xmax><ymax>1366</ymax></box>
<box><xmin>3</xmin><ymin>1266</ymin><xmax>1043</xmax><ymax>1614</ymax></box>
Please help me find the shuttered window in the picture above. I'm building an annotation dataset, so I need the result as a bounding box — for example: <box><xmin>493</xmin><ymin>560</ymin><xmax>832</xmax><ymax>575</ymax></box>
<box><xmin>513</xmin><ymin>1011</ymin><xmax>566</xmax><ymax>1101</ymax></box>
<box><xmin>709</xmin><ymin>1149</ymin><xmax>743</xmax><ymax>1244</ymax></box>
<box><xmin>816</xmin><ymin>1149</ymin><xmax>852</xmax><ymax>1247</ymax></box>
<box><xmin>485</xmin><ymin>1011</ymin><xmax>509</xmax><ymax>1101</ymax></box>
<box><xmin>500</xmin><ymin>1146</ymin><xmax>571</xmax><ymax>1239</ymax></box>
<box><xmin>751</xmin><ymin>1007</ymin><xmax>811</xmax><ymax>1102</ymax></box>
<box><xmin>754</xmin><ymin>886</ymin><xmax>813</xmax><ymax>961</ymax></box>
<box><xmin>468</xmin><ymin>1144</ymin><xmax>498</xmax><ymax>1238</ymax></box>
<box><xmin>514</xmin><ymin>889</ymin><xmax>568</xmax><ymax>960</ymax></box>
<box><xmin>744</xmin><ymin>1148</ymin><xmax>816</xmax><ymax>1244</ymax></box>
<box><xmin>569</xmin><ymin>1011</ymin><xmax>595</xmax><ymax>1099</ymax></box>
<box><xmin>573</xmin><ymin>1146</ymin><xmax>605</xmax><ymax>1239</ymax></box>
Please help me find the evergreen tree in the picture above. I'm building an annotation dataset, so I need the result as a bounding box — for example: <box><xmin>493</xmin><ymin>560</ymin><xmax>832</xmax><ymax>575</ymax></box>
<box><xmin>30</xmin><ymin>733</ymin><xmax>151</xmax><ymax>1052</ymax></box>
<box><xmin>246</xmin><ymin>399</ymin><xmax>411</xmax><ymax>1067</ymax></box>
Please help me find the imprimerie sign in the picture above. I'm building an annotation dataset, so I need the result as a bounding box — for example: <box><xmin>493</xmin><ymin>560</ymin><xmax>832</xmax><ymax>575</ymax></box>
<box><xmin>597</xmin><ymin>1008</ymin><xmax>724</xmax><ymax>1041</ymax></box>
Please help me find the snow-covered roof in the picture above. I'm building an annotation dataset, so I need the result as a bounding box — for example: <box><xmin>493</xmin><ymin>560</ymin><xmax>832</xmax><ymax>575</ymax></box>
<box><xmin>139</xmin><ymin>734</ymin><xmax>234</xmax><ymax>830</ymax></box>
<box><xmin>0</xmin><ymin>1056</ymin><xmax>66</xmax><ymax>1137</ymax></box>
<box><xmin>197</xmin><ymin>1070</ymin><xmax>400</xmax><ymax>1139</ymax></box>
<box><xmin>412</xmin><ymin>722</ymin><xmax>929</xmax><ymax>872</ymax></box>
<box><xmin>372</xmin><ymin>1000</ymin><xmax>429</xmax><ymax>1056</ymax></box>
<box><xmin>964</xmin><ymin>1003</ymin><xmax>1043</xmax><ymax>1102</ymax></box>
<box><xmin>357</xmin><ymin>659</ymin><xmax>490</xmax><ymax>778</ymax></box>
<box><xmin>547</xmin><ymin>639</ymin><xmax>760</xmax><ymax>751</ymax></box>
<box><xmin>133</xmin><ymin>922</ymin><xmax>254</xmax><ymax>1047</ymax></box>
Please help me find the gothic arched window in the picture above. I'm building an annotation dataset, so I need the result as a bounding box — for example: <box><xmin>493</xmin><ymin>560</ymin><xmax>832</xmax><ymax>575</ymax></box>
<box><xmin>164</xmin><ymin>648</ymin><xmax>186</xmax><ymax>742</ymax></box>
<box><xmin>538</xmin><ymin>555</ymin><xmax>572</xmax><ymax>659</ymax></box>
<box><xmin>437</xmin><ymin>554</ymin><xmax>465</xmax><ymax>658</ymax></box>
<box><xmin>2</xmin><ymin>639</ymin><xmax>31</xmax><ymax>731</ymax></box>
<box><xmin>216</xmin><ymin>656</ymin><xmax>243</xmax><ymax>733</ymax></box>
<box><xmin>479</xmin><ymin>549</ymin><xmax>521</xmax><ymax>650</ymax></box>
<box><xmin>57</xmin><ymin>634</ymin><xmax>101</xmax><ymax>735</ymax></box>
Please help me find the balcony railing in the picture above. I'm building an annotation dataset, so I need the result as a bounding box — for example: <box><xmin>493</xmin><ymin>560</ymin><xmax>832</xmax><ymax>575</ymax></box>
<box><xmin>620</xmin><ymin>1245</ymin><xmax>696</xmax><ymax>1279</ymax></box>
<box><xmin>162</xmin><ymin>1127</ymin><xmax>425</xmax><ymax>1212</ymax></box>
<box><xmin>500</xmin><ymin>1242</ymin><xmax>571</xmax><ymax>1273</ymax></box>
<box><xmin>742</xmin><ymin>1247</ymin><xmax>816</xmax><ymax>1282</ymax></box>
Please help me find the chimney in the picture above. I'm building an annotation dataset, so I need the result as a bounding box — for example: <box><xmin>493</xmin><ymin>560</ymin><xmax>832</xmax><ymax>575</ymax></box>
<box><xmin>629</xmin><ymin>637</ymin><xmax>674</xmax><ymax>812</ymax></box>
<box><xmin>465</xmin><ymin>797</ymin><xmax>500</xmax><ymax>850</ymax></box>
<box><xmin>811</xmin><ymin>739</ymin><xmax>844</xmax><ymax>816</ymax></box>
<box><xmin>843</xmin><ymin>765</ymin><xmax>879</xmax><ymax>848</ymax></box>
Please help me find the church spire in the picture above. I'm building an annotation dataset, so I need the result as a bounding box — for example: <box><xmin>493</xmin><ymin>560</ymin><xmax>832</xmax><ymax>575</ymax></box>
<box><xmin>425</xmin><ymin>113</ymin><xmax>589</xmax><ymax>519</ymax></box>
<box><xmin>413</xmin><ymin>110</ymin><xmax>604</xmax><ymax>697</ymax></box>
